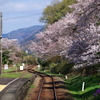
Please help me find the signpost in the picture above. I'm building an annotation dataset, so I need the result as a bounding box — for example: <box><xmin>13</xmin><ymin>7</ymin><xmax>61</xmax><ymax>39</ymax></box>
<box><xmin>82</xmin><ymin>82</ymin><xmax>85</xmax><ymax>91</ymax></box>
<box><xmin>26</xmin><ymin>50</ymin><xmax>28</xmax><ymax>70</ymax></box>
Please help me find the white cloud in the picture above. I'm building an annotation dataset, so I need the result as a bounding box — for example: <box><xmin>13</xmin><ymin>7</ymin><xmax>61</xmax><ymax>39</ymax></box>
<box><xmin>0</xmin><ymin>0</ymin><xmax>51</xmax><ymax>13</ymax></box>
<box><xmin>1</xmin><ymin>0</ymin><xmax>52</xmax><ymax>33</ymax></box>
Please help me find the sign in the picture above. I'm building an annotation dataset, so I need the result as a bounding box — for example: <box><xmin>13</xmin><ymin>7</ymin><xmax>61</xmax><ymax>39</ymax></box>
<box><xmin>65</xmin><ymin>75</ymin><xmax>68</xmax><ymax>79</ymax></box>
<box><xmin>4</xmin><ymin>64</ymin><xmax>8</xmax><ymax>70</ymax></box>
<box><xmin>22</xmin><ymin>63</ymin><xmax>25</xmax><ymax>67</ymax></box>
<box><xmin>38</xmin><ymin>65</ymin><xmax>40</xmax><ymax>67</ymax></box>
<box><xmin>38</xmin><ymin>65</ymin><xmax>40</xmax><ymax>70</ymax></box>
<box><xmin>13</xmin><ymin>64</ymin><xmax>16</xmax><ymax>67</ymax></box>
<box><xmin>20</xmin><ymin>66</ymin><xmax>23</xmax><ymax>70</ymax></box>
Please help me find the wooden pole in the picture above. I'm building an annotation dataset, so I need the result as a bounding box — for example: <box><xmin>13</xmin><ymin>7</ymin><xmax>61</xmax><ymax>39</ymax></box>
<box><xmin>0</xmin><ymin>12</ymin><xmax>2</xmax><ymax>75</ymax></box>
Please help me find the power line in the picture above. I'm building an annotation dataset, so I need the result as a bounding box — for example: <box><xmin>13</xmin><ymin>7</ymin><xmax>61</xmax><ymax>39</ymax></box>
<box><xmin>3</xmin><ymin>13</ymin><xmax>41</xmax><ymax>21</ymax></box>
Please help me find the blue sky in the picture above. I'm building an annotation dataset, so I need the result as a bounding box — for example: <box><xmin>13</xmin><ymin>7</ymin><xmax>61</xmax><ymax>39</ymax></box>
<box><xmin>0</xmin><ymin>0</ymin><xmax>52</xmax><ymax>33</ymax></box>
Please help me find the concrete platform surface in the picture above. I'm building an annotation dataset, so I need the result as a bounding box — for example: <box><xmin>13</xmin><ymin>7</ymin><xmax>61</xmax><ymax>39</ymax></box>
<box><xmin>0</xmin><ymin>78</ymin><xmax>16</xmax><ymax>85</ymax></box>
<box><xmin>0</xmin><ymin>74</ymin><xmax>36</xmax><ymax>100</ymax></box>
<box><xmin>0</xmin><ymin>78</ymin><xmax>19</xmax><ymax>91</ymax></box>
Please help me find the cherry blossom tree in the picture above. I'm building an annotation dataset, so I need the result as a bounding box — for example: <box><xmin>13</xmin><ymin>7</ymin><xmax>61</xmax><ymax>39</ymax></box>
<box><xmin>68</xmin><ymin>0</ymin><xmax>100</xmax><ymax>67</ymax></box>
<box><xmin>29</xmin><ymin>0</ymin><xmax>100</xmax><ymax>67</ymax></box>
<box><xmin>2</xmin><ymin>38</ymin><xmax>22</xmax><ymax>64</ymax></box>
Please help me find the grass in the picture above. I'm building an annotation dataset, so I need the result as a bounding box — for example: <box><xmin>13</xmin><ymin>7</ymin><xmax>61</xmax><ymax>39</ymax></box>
<box><xmin>0</xmin><ymin>72</ymin><xmax>23</xmax><ymax>78</ymax></box>
<box><xmin>23</xmin><ymin>73</ymin><xmax>33</xmax><ymax>78</ymax></box>
<box><xmin>65</xmin><ymin>74</ymin><xmax>100</xmax><ymax>100</ymax></box>
<box><xmin>2</xmin><ymin>67</ymin><xmax>17</xmax><ymax>73</ymax></box>
<box><xmin>38</xmin><ymin>70</ymin><xmax>65</xmax><ymax>78</ymax></box>
<box><xmin>30</xmin><ymin>85</ymin><xmax>35</xmax><ymax>88</ymax></box>
<box><xmin>0</xmin><ymin>72</ymin><xmax>33</xmax><ymax>78</ymax></box>
<box><xmin>0</xmin><ymin>68</ymin><xmax>33</xmax><ymax>78</ymax></box>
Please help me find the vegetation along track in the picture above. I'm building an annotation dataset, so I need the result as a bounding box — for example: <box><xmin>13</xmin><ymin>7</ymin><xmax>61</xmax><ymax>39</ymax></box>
<box><xmin>27</xmin><ymin>67</ymin><xmax>57</xmax><ymax>100</ymax></box>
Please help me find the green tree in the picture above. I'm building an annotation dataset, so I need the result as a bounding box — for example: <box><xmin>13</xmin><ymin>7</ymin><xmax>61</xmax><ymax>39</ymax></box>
<box><xmin>23</xmin><ymin>55</ymin><xmax>37</xmax><ymax>65</ymax></box>
<box><xmin>2</xmin><ymin>51</ymin><xmax>10</xmax><ymax>65</ymax></box>
<box><xmin>40</xmin><ymin>0</ymin><xmax>76</xmax><ymax>24</ymax></box>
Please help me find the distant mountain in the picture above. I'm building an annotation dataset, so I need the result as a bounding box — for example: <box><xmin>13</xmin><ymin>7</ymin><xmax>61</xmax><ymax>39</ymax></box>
<box><xmin>3</xmin><ymin>25</ymin><xmax>44</xmax><ymax>41</ymax></box>
<box><xmin>3</xmin><ymin>25</ymin><xmax>44</xmax><ymax>50</ymax></box>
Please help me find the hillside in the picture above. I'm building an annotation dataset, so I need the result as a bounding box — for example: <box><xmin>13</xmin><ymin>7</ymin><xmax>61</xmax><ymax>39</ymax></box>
<box><xmin>3</xmin><ymin>25</ymin><xmax>44</xmax><ymax>42</ymax></box>
<box><xmin>3</xmin><ymin>25</ymin><xmax>44</xmax><ymax>50</ymax></box>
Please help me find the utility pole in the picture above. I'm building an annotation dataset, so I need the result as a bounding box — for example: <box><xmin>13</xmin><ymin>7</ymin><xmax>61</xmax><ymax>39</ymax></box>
<box><xmin>0</xmin><ymin>12</ymin><xmax>2</xmax><ymax>75</ymax></box>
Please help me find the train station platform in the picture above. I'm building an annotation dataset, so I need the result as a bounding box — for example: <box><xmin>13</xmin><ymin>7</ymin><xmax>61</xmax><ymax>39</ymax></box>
<box><xmin>0</xmin><ymin>78</ymin><xmax>18</xmax><ymax>91</ymax></box>
<box><xmin>0</xmin><ymin>75</ymin><xmax>36</xmax><ymax>100</ymax></box>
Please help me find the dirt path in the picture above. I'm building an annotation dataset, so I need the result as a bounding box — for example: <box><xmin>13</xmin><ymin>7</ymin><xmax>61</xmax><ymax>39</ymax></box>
<box><xmin>24</xmin><ymin>76</ymin><xmax>41</xmax><ymax>100</ymax></box>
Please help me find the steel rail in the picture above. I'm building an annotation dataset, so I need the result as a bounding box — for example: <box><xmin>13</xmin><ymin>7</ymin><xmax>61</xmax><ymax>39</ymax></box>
<box><xmin>27</xmin><ymin>67</ymin><xmax>57</xmax><ymax>100</ymax></box>
<box><xmin>36</xmin><ymin>74</ymin><xmax>44</xmax><ymax>100</ymax></box>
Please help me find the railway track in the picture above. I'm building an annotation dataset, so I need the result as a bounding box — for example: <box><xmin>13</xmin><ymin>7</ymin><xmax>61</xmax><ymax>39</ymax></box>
<box><xmin>27</xmin><ymin>67</ymin><xmax>57</xmax><ymax>100</ymax></box>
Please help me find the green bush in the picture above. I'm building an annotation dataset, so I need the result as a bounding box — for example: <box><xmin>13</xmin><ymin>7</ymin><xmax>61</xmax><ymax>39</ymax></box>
<box><xmin>65</xmin><ymin>75</ymin><xmax>100</xmax><ymax>100</ymax></box>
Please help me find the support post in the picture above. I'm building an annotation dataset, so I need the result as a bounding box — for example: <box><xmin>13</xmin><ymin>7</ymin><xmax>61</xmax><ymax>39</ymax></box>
<box><xmin>0</xmin><ymin>12</ymin><xmax>2</xmax><ymax>75</ymax></box>
<box><xmin>82</xmin><ymin>82</ymin><xmax>85</xmax><ymax>91</ymax></box>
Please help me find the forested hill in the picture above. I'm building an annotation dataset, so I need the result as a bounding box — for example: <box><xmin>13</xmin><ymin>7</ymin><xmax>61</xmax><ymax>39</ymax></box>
<box><xmin>2</xmin><ymin>25</ymin><xmax>44</xmax><ymax>42</ymax></box>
